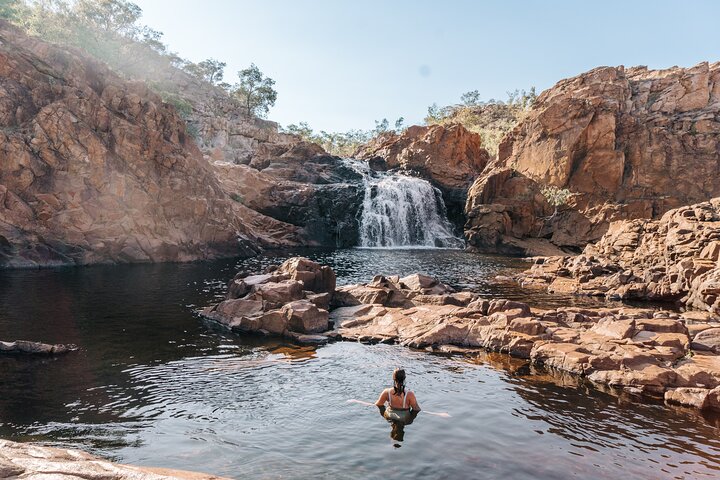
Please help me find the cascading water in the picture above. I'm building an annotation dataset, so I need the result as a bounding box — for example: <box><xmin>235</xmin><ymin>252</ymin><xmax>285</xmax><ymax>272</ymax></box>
<box><xmin>344</xmin><ymin>160</ymin><xmax>464</xmax><ymax>248</ymax></box>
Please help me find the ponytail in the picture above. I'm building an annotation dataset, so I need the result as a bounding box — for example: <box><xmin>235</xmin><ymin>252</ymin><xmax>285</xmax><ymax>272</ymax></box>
<box><xmin>392</xmin><ymin>368</ymin><xmax>406</xmax><ymax>395</ymax></box>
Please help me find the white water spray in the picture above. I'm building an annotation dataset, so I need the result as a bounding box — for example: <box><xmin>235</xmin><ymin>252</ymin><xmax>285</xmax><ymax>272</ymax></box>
<box><xmin>345</xmin><ymin>160</ymin><xmax>464</xmax><ymax>248</ymax></box>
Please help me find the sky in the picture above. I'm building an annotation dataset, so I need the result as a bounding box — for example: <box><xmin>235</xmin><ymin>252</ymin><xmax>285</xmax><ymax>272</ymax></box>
<box><xmin>133</xmin><ymin>0</ymin><xmax>720</xmax><ymax>132</ymax></box>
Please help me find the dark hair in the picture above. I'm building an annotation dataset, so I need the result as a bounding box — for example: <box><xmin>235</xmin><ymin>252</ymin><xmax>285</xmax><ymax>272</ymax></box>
<box><xmin>393</xmin><ymin>368</ymin><xmax>406</xmax><ymax>395</ymax></box>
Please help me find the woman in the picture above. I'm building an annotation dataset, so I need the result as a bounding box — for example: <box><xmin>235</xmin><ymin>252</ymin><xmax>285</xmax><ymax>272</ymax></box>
<box><xmin>375</xmin><ymin>368</ymin><xmax>420</xmax><ymax>424</ymax></box>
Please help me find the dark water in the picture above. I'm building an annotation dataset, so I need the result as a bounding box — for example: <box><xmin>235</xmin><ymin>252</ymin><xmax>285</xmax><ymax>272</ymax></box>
<box><xmin>1</xmin><ymin>248</ymin><xmax>719</xmax><ymax>479</ymax></box>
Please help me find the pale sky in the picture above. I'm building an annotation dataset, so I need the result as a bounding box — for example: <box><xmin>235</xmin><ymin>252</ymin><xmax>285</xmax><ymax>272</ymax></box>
<box><xmin>133</xmin><ymin>0</ymin><xmax>720</xmax><ymax>132</ymax></box>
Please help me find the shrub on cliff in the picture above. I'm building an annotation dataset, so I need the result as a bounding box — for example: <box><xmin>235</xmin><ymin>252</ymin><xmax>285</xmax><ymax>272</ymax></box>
<box><xmin>281</xmin><ymin>118</ymin><xmax>405</xmax><ymax>157</ymax></box>
<box><xmin>425</xmin><ymin>88</ymin><xmax>536</xmax><ymax>156</ymax></box>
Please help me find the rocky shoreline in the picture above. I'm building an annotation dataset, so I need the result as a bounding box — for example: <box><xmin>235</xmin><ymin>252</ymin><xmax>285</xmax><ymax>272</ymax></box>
<box><xmin>202</xmin><ymin>256</ymin><xmax>720</xmax><ymax>414</ymax></box>
<box><xmin>0</xmin><ymin>439</ymin><xmax>229</xmax><ymax>479</ymax></box>
<box><xmin>518</xmin><ymin>198</ymin><xmax>720</xmax><ymax>316</ymax></box>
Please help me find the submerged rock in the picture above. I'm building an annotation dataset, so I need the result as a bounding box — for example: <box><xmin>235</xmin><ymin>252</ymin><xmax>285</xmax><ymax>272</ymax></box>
<box><xmin>0</xmin><ymin>439</ymin><xmax>228</xmax><ymax>479</ymax></box>
<box><xmin>0</xmin><ymin>340</ymin><xmax>77</xmax><ymax>355</ymax></box>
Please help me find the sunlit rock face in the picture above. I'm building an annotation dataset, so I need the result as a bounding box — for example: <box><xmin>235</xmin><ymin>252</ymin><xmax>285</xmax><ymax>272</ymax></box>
<box><xmin>0</xmin><ymin>20</ymin><xmax>302</xmax><ymax>267</ymax></box>
<box><xmin>355</xmin><ymin>124</ymin><xmax>491</xmax><ymax>229</ymax></box>
<box><xmin>465</xmin><ymin>62</ymin><xmax>720</xmax><ymax>255</ymax></box>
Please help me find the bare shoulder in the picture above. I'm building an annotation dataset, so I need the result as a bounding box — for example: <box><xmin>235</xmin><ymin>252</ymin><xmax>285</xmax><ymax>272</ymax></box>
<box><xmin>408</xmin><ymin>390</ymin><xmax>417</xmax><ymax>399</ymax></box>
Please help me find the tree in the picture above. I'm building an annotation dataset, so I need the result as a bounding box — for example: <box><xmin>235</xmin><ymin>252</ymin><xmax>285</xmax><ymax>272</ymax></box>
<box><xmin>394</xmin><ymin>117</ymin><xmax>405</xmax><ymax>131</ymax></box>
<box><xmin>234</xmin><ymin>63</ymin><xmax>277</xmax><ymax>117</ymax></box>
<box><xmin>460</xmin><ymin>90</ymin><xmax>481</xmax><ymax>106</ymax></box>
<box><xmin>0</xmin><ymin>0</ymin><xmax>22</xmax><ymax>20</ymax></box>
<box><xmin>185</xmin><ymin>58</ymin><xmax>226</xmax><ymax>85</ymax></box>
<box><xmin>540</xmin><ymin>185</ymin><xmax>572</xmax><ymax>216</ymax></box>
<box><xmin>74</xmin><ymin>0</ymin><xmax>142</xmax><ymax>36</ymax></box>
<box><xmin>373</xmin><ymin>118</ymin><xmax>389</xmax><ymax>135</ymax></box>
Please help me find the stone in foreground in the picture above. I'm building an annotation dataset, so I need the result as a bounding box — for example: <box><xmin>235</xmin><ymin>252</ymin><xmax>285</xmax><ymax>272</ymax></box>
<box><xmin>0</xmin><ymin>439</ymin><xmax>228</xmax><ymax>479</ymax></box>
<box><xmin>201</xmin><ymin>257</ymin><xmax>335</xmax><ymax>338</ymax></box>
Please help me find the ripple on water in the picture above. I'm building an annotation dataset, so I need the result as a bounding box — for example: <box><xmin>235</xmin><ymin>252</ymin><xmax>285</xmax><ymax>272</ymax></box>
<box><xmin>0</xmin><ymin>249</ymin><xmax>716</xmax><ymax>479</ymax></box>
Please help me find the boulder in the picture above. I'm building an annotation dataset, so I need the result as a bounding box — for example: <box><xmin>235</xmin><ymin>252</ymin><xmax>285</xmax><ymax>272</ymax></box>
<box><xmin>691</xmin><ymin>328</ymin><xmax>720</xmax><ymax>353</ymax></box>
<box><xmin>282</xmin><ymin>300</ymin><xmax>329</xmax><ymax>333</ymax></box>
<box><xmin>276</xmin><ymin>257</ymin><xmax>336</xmax><ymax>294</ymax></box>
<box><xmin>0</xmin><ymin>439</ymin><xmax>228</xmax><ymax>479</ymax></box>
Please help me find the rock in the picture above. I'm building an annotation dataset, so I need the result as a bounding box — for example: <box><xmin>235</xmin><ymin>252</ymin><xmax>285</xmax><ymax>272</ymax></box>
<box><xmin>464</xmin><ymin>63</ymin><xmax>720</xmax><ymax>254</ymax></box>
<box><xmin>590</xmin><ymin>318</ymin><xmax>636</xmax><ymax>340</ymax></box>
<box><xmin>202</xmin><ymin>257</ymin><xmax>335</xmax><ymax>338</ymax></box>
<box><xmin>691</xmin><ymin>328</ymin><xmax>720</xmax><ymax>353</ymax></box>
<box><xmin>249</xmin><ymin>280</ymin><xmax>305</xmax><ymax>308</ymax></box>
<box><xmin>0</xmin><ymin>439</ymin><xmax>228</xmax><ymax>479</ymax></box>
<box><xmin>518</xmin><ymin>198</ymin><xmax>720</xmax><ymax>316</ymax></box>
<box><xmin>276</xmin><ymin>257</ymin><xmax>336</xmax><ymax>294</ymax></box>
<box><xmin>0</xmin><ymin>340</ymin><xmax>77</xmax><ymax>355</ymax></box>
<box><xmin>665</xmin><ymin>387</ymin><xmax>711</xmax><ymax>409</ymax></box>
<box><xmin>0</xmin><ymin>20</ymin><xmax>309</xmax><ymax>267</ymax></box>
<box><xmin>282</xmin><ymin>300</ymin><xmax>329</xmax><ymax>333</ymax></box>
<box><xmin>355</xmin><ymin>124</ymin><xmax>490</xmax><ymax>225</ymax></box>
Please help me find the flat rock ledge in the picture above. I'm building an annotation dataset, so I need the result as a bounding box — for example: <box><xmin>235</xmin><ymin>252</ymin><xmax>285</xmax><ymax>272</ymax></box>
<box><xmin>0</xmin><ymin>340</ymin><xmax>77</xmax><ymax>355</ymax></box>
<box><xmin>205</xmin><ymin>257</ymin><xmax>720</xmax><ymax>413</ymax></box>
<box><xmin>0</xmin><ymin>439</ymin><xmax>229</xmax><ymax>479</ymax></box>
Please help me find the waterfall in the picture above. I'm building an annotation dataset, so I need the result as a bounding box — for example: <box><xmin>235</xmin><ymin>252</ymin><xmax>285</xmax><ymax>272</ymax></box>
<box><xmin>344</xmin><ymin>160</ymin><xmax>464</xmax><ymax>248</ymax></box>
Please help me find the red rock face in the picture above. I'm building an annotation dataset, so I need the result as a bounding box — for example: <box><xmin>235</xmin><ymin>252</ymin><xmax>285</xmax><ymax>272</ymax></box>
<box><xmin>356</xmin><ymin>124</ymin><xmax>491</xmax><ymax>193</ymax></box>
<box><xmin>0</xmin><ymin>21</ymin><xmax>299</xmax><ymax>267</ymax></box>
<box><xmin>465</xmin><ymin>63</ymin><xmax>720</xmax><ymax>254</ymax></box>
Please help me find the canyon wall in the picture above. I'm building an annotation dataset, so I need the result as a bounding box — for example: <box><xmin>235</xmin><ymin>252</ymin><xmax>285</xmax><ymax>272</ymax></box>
<box><xmin>0</xmin><ymin>20</ymin><xmax>301</xmax><ymax>267</ymax></box>
<box><xmin>465</xmin><ymin>63</ymin><xmax>720</xmax><ymax>254</ymax></box>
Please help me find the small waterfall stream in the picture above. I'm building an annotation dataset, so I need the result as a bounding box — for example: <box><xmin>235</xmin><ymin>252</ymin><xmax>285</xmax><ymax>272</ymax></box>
<box><xmin>345</xmin><ymin>160</ymin><xmax>464</xmax><ymax>248</ymax></box>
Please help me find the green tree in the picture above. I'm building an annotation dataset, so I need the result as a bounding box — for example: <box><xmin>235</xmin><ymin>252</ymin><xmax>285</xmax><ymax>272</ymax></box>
<box><xmin>460</xmin><ymin>90</ymin><xmax>481</xmax><ymax>106</ymax></box>
<box><xmin>394</xmin><ymin>117</ymin><xmax>405</xmax><ymax>131</ymax></box>
<box><xmin>234</xmin><ymin>63</ymin><xmax>277</xmax><ymax>117</ymax></box>
<box><xmin>74</xmin><ymin>0</ymin><xmax>141</xmax><ymax>34</ymax></box>
<box><xmin>540</xmin><ymin>185</ymin><xmax>572</xmax><ymax>216</ymax></box>
<box><xmin>185</xmin><ymin>58</ymin><xmax>226</xmax><ymax>85</ymax></box>
<box><xmin>0</xmin><ymin>0</ymin><xmax>22</xmax><ymax>20</ymax></box>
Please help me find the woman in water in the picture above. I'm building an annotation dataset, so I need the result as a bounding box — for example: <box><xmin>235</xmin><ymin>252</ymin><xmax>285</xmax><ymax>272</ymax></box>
<box><xmin>375</xmin><ymin>368</ymin><xmax>420</xmax><ymax>423</ymax></box>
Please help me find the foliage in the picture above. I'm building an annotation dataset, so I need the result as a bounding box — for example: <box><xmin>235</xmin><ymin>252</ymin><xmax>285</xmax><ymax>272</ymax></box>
<box><xmin>425</xmin><ymin>88</ymin><xmax>537</xmax><ymax>156</ymax></box>
<box><xmin>3</xmin><ymin>1</ymin><xmax>276</xmax><ymax>121</ymax></box>
<box><xmin>184</xmin><ymin>58</ymin><xmax>226</xmax><ymax>85</ymax></box>
<box><xmin>0</xmin><ymin>0</ymin><xmax>22</xmax><ymax>20</ymax></box>
<box><xmin>540</xmin><ymin>185</ymin><xmax>572</xmax><ymax>215</ymax></box>
<box><xmin>281</xmin><ymin>117</ymin><xmax>405</xmax><ymax>157</ymax></box>
<box><xmin>232</xmin><ymin>63</ymin><xmax>277</xmax><ymax>117</ymax></box>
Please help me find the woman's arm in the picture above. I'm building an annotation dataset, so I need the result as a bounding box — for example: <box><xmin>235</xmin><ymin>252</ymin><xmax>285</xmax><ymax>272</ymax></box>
<box><xmin>374</xmin><ymin>389</ymin><xmax>388</xmax><ymax>407</ymax></box>
<box><xmin>408</xmin><ymin>391</ymin><xmax>421</xmax><ymax>412</ymax></box>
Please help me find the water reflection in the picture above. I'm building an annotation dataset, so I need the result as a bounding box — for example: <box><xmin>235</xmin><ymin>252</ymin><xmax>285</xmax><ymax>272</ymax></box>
<box><xmin>0</xmin><ymin>249</ymin><xmax>716</xmax><ymax>479</ymax></box>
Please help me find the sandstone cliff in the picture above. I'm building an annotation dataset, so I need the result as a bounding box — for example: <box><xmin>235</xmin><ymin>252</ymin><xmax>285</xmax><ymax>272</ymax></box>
<box><xmin>465</xmin><ymin>63</ymin><xmax>720</xmax><ymax>254</ymax></box>
<box><xmin>0</xmin><ymin>20</ymin><xmax>301</xmax><ymax>267</ymax></box>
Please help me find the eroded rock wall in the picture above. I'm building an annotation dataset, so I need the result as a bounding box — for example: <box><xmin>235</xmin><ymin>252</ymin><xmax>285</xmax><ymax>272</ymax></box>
<box><xmin>0</xmin><ymin>20</ymin><xmax>301</xmax><ymax>267</ymax></box>
<box><xmin>465</xmin><ymin>63</ymin><xmax>720</xmax><ymax>254</ymax></box>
